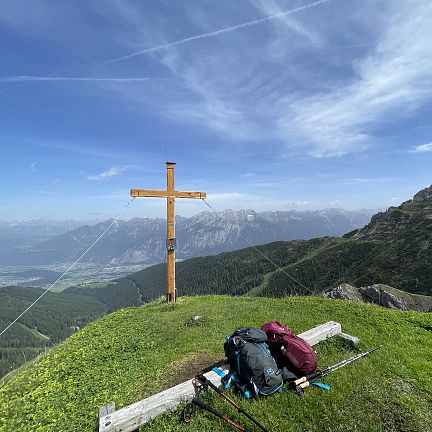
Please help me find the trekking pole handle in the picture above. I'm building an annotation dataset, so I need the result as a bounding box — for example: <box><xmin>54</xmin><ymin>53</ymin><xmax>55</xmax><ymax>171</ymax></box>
<box><xmin>299</xmin><ymin>381</ymin><xmax>310</xmax><ymax>389</ymax></box>
<box><xmin>293</xmin><ymin>376</ymin><xmax>308</xmax><ymax>386</ymax></box>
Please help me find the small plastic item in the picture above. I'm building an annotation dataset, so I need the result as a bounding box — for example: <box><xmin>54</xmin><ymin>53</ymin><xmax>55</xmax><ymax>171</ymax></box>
<box><xmin>311</xmin><ymin>382</ymin><xmax>331</xmax><ymax>391</ymax></box>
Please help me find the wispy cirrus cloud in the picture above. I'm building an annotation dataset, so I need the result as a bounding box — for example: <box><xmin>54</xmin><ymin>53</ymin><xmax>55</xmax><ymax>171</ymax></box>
<box><xmin>338</xmin><ymin>177</ymin><xmax>394</xmax><ymax>184</ymax></box>
<box><xmin>121</xmin><ymin>0</ymin><xmax>432</xmax><ymax>159</ymax></box>
<box><xmin>95</xmin><ymin>0</ymin><xmax>334</xmax><ymax>142</ymax></box>
<box><xmin>87</xmin><ymin>166</ymin><xmax>128</xmax><ymax>181</ymax></box>
<box><xmin>410</xmin><ymin>142</ymin><xmax>432</xmax><ymax>153</ymax></box>
<box><xmin>4</xmin><ymin>0</ymin><xmax>432</xmax><ymax>163</ymax></box>
<box><xmin>105</xmin><ymin>0</ymin><xmax>332</xmax><ymax>64</ymax></box>
<box><xmin>255</xmin><ymin>0</ymin><xmax>323</xmax><ymax>50</ymax></box>
<box><xmin>276</xmin><ymin>0</ymin><xmax>432</xmax><ymax>157</ymax></box>
<box><xmin>155</xmin><ymin>0</ymin><xmax>432</xmax><ymax>159</ymax></box>
<box><xmin>0</xmin><ymin>76</ymin><xmax>154</xmax><ymax>83</ymax></box>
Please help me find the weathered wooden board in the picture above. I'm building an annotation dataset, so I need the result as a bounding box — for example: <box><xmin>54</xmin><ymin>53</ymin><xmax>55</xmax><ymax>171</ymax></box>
<box><xmin>337</xmin><ymin>332</ymin><xmax>360</xmax><ymax>345</ymax></box>
<box><xmin>100</xmin><ymin>402</ymin><xmax>116</xmax><ymax>418</ymax></box>
<box><xmin>99</xmin><ymin>321</ymin><xmax>342</xmax><ymax>432</ymax></box>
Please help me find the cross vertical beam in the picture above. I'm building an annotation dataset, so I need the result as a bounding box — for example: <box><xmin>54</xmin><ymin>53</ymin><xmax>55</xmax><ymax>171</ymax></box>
<box><xmin>166</xmin><ymin>162</ymin><xmax>176</xmax><ymax>303</ymax></box>
<box><xmin>131</xmin><ymin>162</ymin><xmax>206</xmax><ymax>303</ymax></box>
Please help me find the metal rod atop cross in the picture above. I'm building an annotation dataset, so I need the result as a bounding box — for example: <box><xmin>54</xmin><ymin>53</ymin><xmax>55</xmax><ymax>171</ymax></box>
<box><xmin>131</xmin><ymin>162</ymin><xmax>206</xmax><ymax>303</ymax></box>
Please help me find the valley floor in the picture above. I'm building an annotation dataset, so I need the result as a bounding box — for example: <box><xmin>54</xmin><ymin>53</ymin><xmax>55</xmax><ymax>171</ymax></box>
<box><xmin>0</xmin><ymin>263</ymin><xmax>152</xmax><ymax>291</ymax></box>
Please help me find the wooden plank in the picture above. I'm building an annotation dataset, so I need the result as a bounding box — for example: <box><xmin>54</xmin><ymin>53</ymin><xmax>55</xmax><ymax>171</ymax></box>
<box><xmin>99</xmin><ymin>321</ymin><xmax>342</xmax><ymax>432</ymax></box>
<box><xmin>297</xmin><ymin>320</ymin><xmax>341</xmax><ymax>345</ymax></box>
<box><xmin>174</xmin><ymin>191</ymin><xmax>207</xmax><ymax>199</ymax></box>
<box><xmin>130</xmin><ymin>189</ymin><xmax>206</xmax><ymax>199</ymax></box>
<box><xmin>99</xmin><ymin>402</ymin><xmax>116</xmax><ymax>430</ymax></box>
<box><xmin>337</xmin><ymin>332</ymin><xmax>360</xmax><ymax>345</ymax></box>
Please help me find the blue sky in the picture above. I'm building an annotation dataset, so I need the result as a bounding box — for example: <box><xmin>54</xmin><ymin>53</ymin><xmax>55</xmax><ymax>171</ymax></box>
<box><xmin>0</xmin><ymin>0</ymin><xmax>431</xmax><ymax>220</ymax></box>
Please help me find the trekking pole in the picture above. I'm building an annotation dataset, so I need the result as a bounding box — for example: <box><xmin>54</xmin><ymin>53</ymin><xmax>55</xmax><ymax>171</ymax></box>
<box><xmin>196</xmin><ymin>374</ymin><xmax>271</xmax><ymax>432</ymax></box>
<box><xmin>292</xmin><ymin>346</ymin><xmax>383</xmax><ymax>393</ymax></box>
<box><xmin>181</xmin><ymin>397</ymin><xmax>252</xmax><ymax>432</ymax></box>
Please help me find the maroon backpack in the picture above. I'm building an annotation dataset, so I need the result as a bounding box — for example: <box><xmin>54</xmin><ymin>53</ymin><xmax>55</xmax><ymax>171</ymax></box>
<box><xmin>261</xmin><ymin>321</ymin><xmax>317</xmax><ymax>375</ymax></box>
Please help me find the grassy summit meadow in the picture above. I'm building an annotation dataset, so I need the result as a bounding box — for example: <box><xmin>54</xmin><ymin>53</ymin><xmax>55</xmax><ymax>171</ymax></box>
<box><xmin>0</xmin><ymin>296</ymin><xmax>431</xmax><ymax>431</ymax></box>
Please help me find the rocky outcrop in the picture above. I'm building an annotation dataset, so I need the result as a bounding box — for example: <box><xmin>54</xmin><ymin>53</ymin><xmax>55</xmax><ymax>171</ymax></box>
<box><xmin>325</xmin><ymin>283</ymin><xmax>432</xmax><ymax>312</ymax></box>
<box><xmin>324</xmin><ymin>283</ymin><xmax>363</xmax><ymax>302</ymax></box>
<box><xmin>359</xmin><ymin>284</ymin><xmax>408</xmax><ymax>310</ymax></box>
<box><xmin>356</xmin><ymin>184</ymin><xmax>432</xmax><ymax>240</ymax></box>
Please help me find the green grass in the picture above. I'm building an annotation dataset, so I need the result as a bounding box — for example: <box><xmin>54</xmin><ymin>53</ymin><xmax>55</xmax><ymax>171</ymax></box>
<box><xmin>75</xmin><ymin>281</ymin><xmax>119</xmax><ymax>289</ymax></box>
<box><xmin>0</xmin><ymin>296</ymin><xmax>431</xmax><ymax>432</ymax></box>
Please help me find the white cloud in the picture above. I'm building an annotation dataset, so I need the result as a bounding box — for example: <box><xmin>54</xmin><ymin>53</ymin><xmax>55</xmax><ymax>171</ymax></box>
<box><xmin>285</xmin><ymin>200</ymin><xmax>310</xmax><ymax>207</ymax></box>
<box><xmin>338</xmin><ymin>177</ymin><xmax>393</xmax><ymax>184</ymax></box>
<box><xmin>208</xmin><ymin>192</ymin><xmax>249</xmax><ymax>201</ymax></box>
<box><xmin>255</xmin><ymin>0</ymin><xmax>323</xmax><ymax>51</ymax></box>
<box><xmin>89</xmin><ymin>0</ymin><xmax>334</xmax><ymax>144</ymax></box>
<box><xmin>106</xmin><ymin>0</ymin><xmax>331</xmax><ymax>64</ymax></box>
<box><xmin>7</xmin><ymin>0</ymin><xmax>430</xmax><ymax>161</ymax></box>
<box><xmin>29</xmin><ymin>138</ymin><xmax>133</xmax><ymax>160</ymax></box>
<box><xmin>29</xmin><ymin>161</ymin><xmax>37</xmax><ymax>173</ymax></box>
<box><xmin>411</xmin><ymin>142</ymin><xmax>432</xmax><ymax>153</ymax></box>
<box><xmin>147</xmin><ymin>1</ymin><xmax>432</xmax><ymax>158</ymax></box>
<box><xmin>0</xmin><ymin>76</ymin><xmax>153</xmax><ymax>83</ymax></box>
<box><xmin>278</xmin><ymin>0</ymin><xmax>432</xmax><ymax>157</ymax></box>
<box><xmin>87</xmin><ymin>166</ymin><xmax>128</xmax><ymax>181</ymax></box>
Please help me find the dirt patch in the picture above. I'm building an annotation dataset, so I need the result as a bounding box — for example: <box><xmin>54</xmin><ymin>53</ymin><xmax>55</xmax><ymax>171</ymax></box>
<box><xmin>160</xmin><ymin>351</ymin><xmax>225</xmax><ymax>391</ymax></box>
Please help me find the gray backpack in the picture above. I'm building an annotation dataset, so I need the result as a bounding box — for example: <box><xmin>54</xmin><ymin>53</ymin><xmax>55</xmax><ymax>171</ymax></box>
<box><xmin>224</xmin><ymin>327</ymin><xmax>283</xmax><ymax>396</ymax></box>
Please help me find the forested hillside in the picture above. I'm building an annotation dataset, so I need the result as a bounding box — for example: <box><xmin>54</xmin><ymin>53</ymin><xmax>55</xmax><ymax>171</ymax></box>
<box><xmin>0</xmin><ymin>286</ymin><xmax>108</xmax><ymax>378</ymax></box>
<box><xmin>67</xmin><ymin>185</ymin><xmax>432</xmax><ymax>309</ymax></box>
<box><xmin>67</xmin><ymin>238</ymin><xmax>335</xmax><ymax>308</ymax></box>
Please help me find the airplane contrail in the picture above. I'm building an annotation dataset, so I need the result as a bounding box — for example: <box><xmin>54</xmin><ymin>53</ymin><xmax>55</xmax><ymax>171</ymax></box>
<box><xmin>106</xmin><ymin>0</ymin><xmax>332</xmax><ymax>64</ymax></box>
<box><xmin>0</xmin><ymin>76</ymin><xmax>154</xmax><ymax>83</ymax></box>
<box><xmin>0</xmin><ymin>0</ymin><xmax>331</xmax><ymax>93</ymax></box>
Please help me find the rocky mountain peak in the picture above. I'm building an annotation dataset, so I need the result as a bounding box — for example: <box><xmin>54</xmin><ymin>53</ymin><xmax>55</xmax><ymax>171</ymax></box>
<box><xmin>356</xmin><ymin>184</ymin><xmax>432</xmax><ymax>239</ymax></box>
<box><xmin>413</xmin><ymin>184</ymin><xmax>432</xmax><ymax>202</ymax></box>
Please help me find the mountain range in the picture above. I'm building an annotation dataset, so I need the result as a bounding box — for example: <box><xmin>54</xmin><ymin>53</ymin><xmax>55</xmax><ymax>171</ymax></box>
<box><xmin>0</xmin><ymin>219</ymin><xmax>89</xmax><ymax>253</ymax></box>
<box><xmin>0</xmin><ymin>209</ymin><xmax>375</xmax><ymax>266</ymax></box>
<box><xmin>66</xmin><ymin>185</ymin><xmax>432</xmax><ymax>309</ymax></box>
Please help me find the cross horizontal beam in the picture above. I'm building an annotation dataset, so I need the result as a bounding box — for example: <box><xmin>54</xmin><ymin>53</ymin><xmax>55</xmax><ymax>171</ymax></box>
<box><xmin>130</xmin><ymin>189</ymin><xmax>206</xmax><ymax>199</ymax></box>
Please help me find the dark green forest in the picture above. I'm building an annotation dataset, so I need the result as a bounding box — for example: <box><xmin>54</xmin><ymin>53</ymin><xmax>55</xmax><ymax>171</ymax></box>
<box><xmin>0</xmin><ymin>286</ymin><xmax>107</xmax><ymax>378</ymax></box>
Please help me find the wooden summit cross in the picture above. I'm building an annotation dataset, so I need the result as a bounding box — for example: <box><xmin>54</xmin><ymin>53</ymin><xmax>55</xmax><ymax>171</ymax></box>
<box><xmin>131</xmin><ymin>162</ymin><xmax>206</xmax><ymax>303</ymax></box>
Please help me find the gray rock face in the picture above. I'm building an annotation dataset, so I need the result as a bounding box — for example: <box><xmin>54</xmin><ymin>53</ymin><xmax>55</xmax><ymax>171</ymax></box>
<box><xmin>325</xmin><ymin>283</ymin><xmax>363</xmax><ymax>302</ymax></box>
<box><xmin>359</xmin><ymin>284</ymin><xmax>408</xmax><ymax>310</ymax></box>
<box><xmin>325</xmin><ymin>283</ymin><xmax>432</xmax><ymax>312</ymax></box>
<box><xmin>413</xmin><ymin>185</ymin><xmax>432</xmax><ymax>202</ymax></box>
